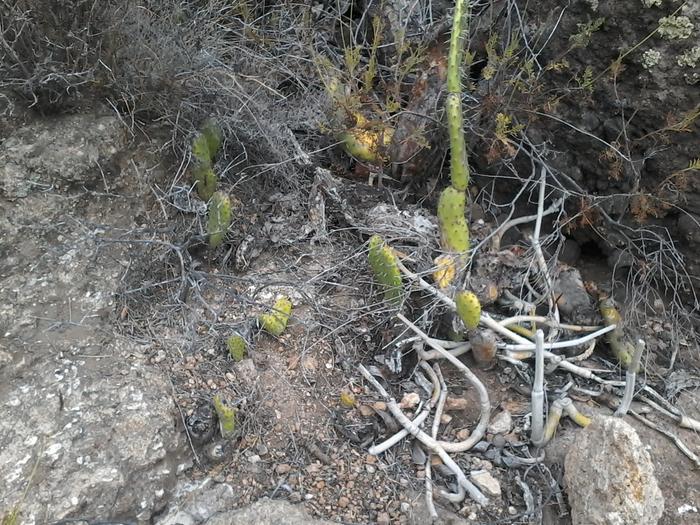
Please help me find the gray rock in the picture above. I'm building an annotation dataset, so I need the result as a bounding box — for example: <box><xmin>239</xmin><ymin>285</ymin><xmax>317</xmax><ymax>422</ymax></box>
<box><xmin>157</xmin><ymin>479</ymin><xmax>236</xmax><ymax>525</ymax></box>
<box><xmin>203</xmin><ymin>499</ymin><xmax>335</xmax><ymax>525</ymax></box>
<box><xmin>0</xmin><ymin>112</ymin><xmax>126</xmax><ymax>199</ymax></box>
<box><xmin>487</xmin><ymin>410</ymin><xmax>513</xmax><ymax>435</ymax></box>
<box><xmin>564</xmin><ymin>416</ymin><xmax>664</xmax><ymax>525</ymax></box>
<box><xmin>0</xmin><ymin>113</ymin><xmax>186</xmax><ymax>524</ymax></box>
<box><xmin>553</xmin><ymin>266</ymin><xmax>596</xmax><ymax>325</ymax></box>
<box><xmin>469</xmin><ymin>469</ymin><xmax>501</xmax><ymax>498</ymax></box>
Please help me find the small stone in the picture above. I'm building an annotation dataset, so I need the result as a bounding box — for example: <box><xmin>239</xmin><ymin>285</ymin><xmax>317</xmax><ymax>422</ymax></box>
<box><xmin>455</xmin><ymin>428</ymin><xmax>470</xmax><ymax>441</ymax></box>
<box><xmin>377</xmin><ymin>512</ymin><xmax>390</xmax><ymax>525</ymax></box>
<box><xmin>508</xmin><ymin>506</ymin><xmax>517</xmax><ymax>515</ymax></box>
<box><xmin>338</xmin><ymin>496</ymin><xmax>350</xmax><ymax>508</ymax></box>
<box><xmin>440</xmin><ymin>414</ymin><xmax>453</xmax><ymax>424</ymax></box>
<box><xmin>366</xmin><ymin>454</ymin><xmax>377</xmax><ymax>464</ymax></box>
<box><xmin>444</xmin><ymin>397</ymin><xmax>468</xmax><ymax>411</ymax></box>
<box><xmin>276</xmin><ymin>463</ymin><xmax>292</xmax><ymax>474</ymax></box>
<box><xmin>248</xmin><ymin>454</ymin><xmax>261</xmax><ymax>464</ymax></box>
<box><xmin>400</xmin><ymin>502</ymin><xmax>410</xmax><ymax>513</ymax></box>
<box><xmin>470</xmin><ymin>469</ymin><xmax>501</xmax><ymax>498</ymax></box>
<box><xmin>399</xmin><ymin>392</ymin><xmax>420</xmax><ymax>409</ymax></box>
<box><xmin>487</xmin><ymin>410</ymin><xmax>512</xmax><ymax>435</ymax></box>
<box><xmin>373</xmin><ymin>401</ymin><xmax>387</xmax><ymax>411</ymax></box>
<box><xmin>366</xmin><ymin>465</ymin><xmax>376</xmax><ymax>474</ymax></box>
<box><xmin>358</xmin><ymin>404</ymin><xmax>374</xmax><ymax>417</ymax></box>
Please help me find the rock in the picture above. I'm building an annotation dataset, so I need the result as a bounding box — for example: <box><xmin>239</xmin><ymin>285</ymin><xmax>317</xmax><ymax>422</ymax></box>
<box><xmin>564</xmin><ymin>416</ymin><xmax>664</xmax><ymax>525</ymax></box>
<box><xmin>156</xmin><ymin>479</ymin><xmax>235</xmax><ymax>525</ymax></box>
<box><xmin>377</xmin><ymin>511</ymin><xmax>391</xmax><ymax>525</ymax></box>
<box><xmin>469</xmin><ymin>470</ymin><xmax>501</xmax><ymax>498</ymax></box>
<box><xmin>553</xmin><ymin>266</ymin><xmax>596</xmax><ymax>325</ymax></box>
<box><xmin>0</xmin><ymin>112</ymin><xmax>125</xmax><ymax>199</ymax></box>
<box><xmin>444</xmin><ymin>396</ymin><xmax>468</xmax><ymax>411</ymax></box>
<box><xmin>487</xmin><ymin>410</ymin><xmax>513</xmax><ymax>435</ymax></box>
<box><xmin>0</xmin><ymin>114</ymin><xmax>185</xmax><ymax>524</ymax></box>
<box><xmin>203</xmin><ymin>498</ymin><xmax>335</xmax><ymax>525</ymax></box>
<box><xmin>399</xmin><ymin>392</ymin><xmax>420</xmax><ymax>409</ymax></box>
<box><xmin>0</xmin><ymin>338</ymin><xmax>186</xmax><ymax>524</ymax></box>
<box><xmin>338</xmin><ymin>496</ymin><xmax>350</xmax><ymax>508</ymax></box>
<box><xmin>276</xmin><ymin>463</ymin><xmax>292</xmax><ymax>474</ymax></box>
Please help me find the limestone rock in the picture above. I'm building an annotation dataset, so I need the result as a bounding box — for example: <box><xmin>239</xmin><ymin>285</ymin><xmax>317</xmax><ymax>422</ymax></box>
<box><xmin>203</xmin><ymin>499</ymin><xmax>335</xmax><ymax>525</ymax></box>
<box><xmin>470</xmin><ymin>469</ymin><xmax>502</xmax><ymax>498</ymax></box>
<box><xmin>0</xmin><ymin>112</ymin><xmax>125</xmax><ymax>199</ymax></box>
<box><xmin>488</xmin><ymin>410</ymin><xmax>513</xmax><ymax>435</ymax></box>
<box><xmin>564</xmin><ymin>416</ymin><xmax>664</xmax><ymax>525</ymax></box>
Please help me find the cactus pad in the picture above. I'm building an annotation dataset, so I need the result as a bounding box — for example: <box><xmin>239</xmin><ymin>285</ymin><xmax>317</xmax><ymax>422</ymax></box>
<box><xmin>226</xmin><ymin>335</ymin><xmax>247</xmax><ymax>361</ymax></box>
<box><xmin>192</xmin><ymin>119</ymin><xmax>222</xmax><ymax>164</ymax></box>
<box><xmin>437</xmin><ymin>186</ymin><xmax>469</xmax><ymax>253</ymax></box>
<box><xmin>260</xmin><ymin>296</ymin><xmax>293</xmax><ymax>336</ymax></box>
<box><xmin>368</xmin><ymin>235</ymin><xmax>403</xmax><ymax>305</ymax></box>
<box><xmin>456</xmin><ymin>290</ymin><xmax>481</xmax><ymax>330</ymax></box>
<box><xmin>193</xmin><ymin>164</ymin><xmax>217</xmax><ymax>201</ymax></box>
<box><xmin>213</xmin><ymin>394</ymin><xmax>237</xmax><ymax>438</ymax></box>
<box><xmin>207</xmin><ymin>192</ymin><xmax>232</xmax><ymax>248</ymax></box>
<box><xmin>433</xmin><ymin>254</ymin><xmax>457</xmax><ymax>289</ymax></box>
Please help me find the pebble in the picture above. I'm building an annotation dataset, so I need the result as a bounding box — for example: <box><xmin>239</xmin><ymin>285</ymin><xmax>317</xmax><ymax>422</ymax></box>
<box><xmin>373</xmin><ymin>401</ymin><xmax>387</xmax><ymax>411</ymax></box>
<box><xmin>399</xmin><ymin>392</ymin><xmax>420</xmax><ymax>409</ymax></box>
<box><xmin>276</xmin><ymin>463</ymin><xmax>292</xmax><ymax>474</ymax></box>
<box><xmin>444</xmin><ymin>396</ymin><xmax>468</xmax><ymax>411</ymax></box>
<box><xmin>470</xmin><ymin>469</ymin><xmax>501</xmax><ymax>497</ymax></box>
<box><xmin>508</xmin><ymin>506</ymin><xmax>517</xmax><ymax>515</ymax></box>
<box><xmin>487</xmin><ymin>410</ymin><xmax>512</xmax><ymax>435</ymax></box>
<box><xmin>358</xmin><ymin>404</ymin><xmax>374</xmax><ymax>417</ymax></box>
<box><xmin>338</xmin><ymin>496</ymin><xmax>350</xmax><ymax>508</ymax></box>
<box><xmin>248</xmin><ymin>454</ymin><xmax>261</xmax><ymax>464</ymax></box>
<box><xmin>456</xmin><ymin>428</ymin><xmax>470</xmax><ymax>441</ymax></box>
<box><xmin>377</xmin><ymin>512</ymin><xmax>390</xmax><ymax>525</ymax></box>
<box><xmin>366</xmin><ymin>465</ymin><xmax>376</xmax><ymax>474</ymax></box>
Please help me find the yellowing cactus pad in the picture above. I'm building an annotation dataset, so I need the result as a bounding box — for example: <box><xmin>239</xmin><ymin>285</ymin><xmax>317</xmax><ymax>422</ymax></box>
<box><xmin>368</xmin><ymin>235</ymin><xmax>403</xmax><ymax>305</ymax></box>
<box><xmin>437</xmin><ymin>186</ymin><xmax>469</xmax><ymax>253</ymax></box>
<box><xmin>207</xmin><ymin>192</ymin><xmax>232</xmax><ymax>248</ymax></box>
<box><xmin>260</xmin><ymin>296</ymin><xmax>293</xmax><ymax>336</ymax></box>
<box><xmin>226</xmin><ymin>335</ymin><xmax>247</xmax><ymax>361</ymax></box>
<box><xmin>433</xmin><ymin>254</ymin><xmax>457</xmax><ymax>289</ymax></box>
<box><xmin>456</xmin><ymin>290</ymin><xmax>481</xmax><ymax>330</ymax></box>
<box><xmin>213</xmin><ymin>394</ymin><xmax>237</xmax><ymax>438</ymax></box>
<box><xmin>340</xmin><ymin>126</ymin><xmax>394</xmax><ymax>164</ymax></box>
<box><xmin>339</xmin><ymin>390</ymin><xmax>357</xmax><ymax>408</ymax></box>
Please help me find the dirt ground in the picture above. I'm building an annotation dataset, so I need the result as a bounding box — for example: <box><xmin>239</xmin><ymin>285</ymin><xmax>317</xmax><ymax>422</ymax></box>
<box><xmin>111</xmin><ymin>149</ymin><xmax>700</xmax><ymax>524</ymax></box>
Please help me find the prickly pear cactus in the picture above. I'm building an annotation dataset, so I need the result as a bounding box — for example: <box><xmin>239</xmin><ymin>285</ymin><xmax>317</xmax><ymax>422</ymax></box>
<box><xmin>433</xmin><ymin>254</ymin><xmax>457</xmax><ymax>289</ymax></box>
<box><xmin>260</xmin><ymin>296</ymin><xmax>293</xmax><ymax>336</ymax></box>
<box><xmin>226</xmin><ymin>335</ymin><xmax>247</xmax><ymax>361</ymax></box>
<box><xmin>437</xmin><ymin>186</ymin><xmax>469</xmax><ymax>253</ymax></box>
<box><xmin>456</xmin><ymin>290</ymin><xmax>481</xmax><ymax>330</ymax></box>
<box><xmin>368</xmin><ymin>234</ymin><xmax>403</xmax><ymax>305</ymax></box>
<box><xmin>207</xmin><ymin>192</ymin><xmax>232</xmax><ymax>248</ymax></box>
<box><xmin>213</xmin><ymin>394</ymin><xmax>236</xmax><ymax>438</ymax></box>
<box><xmin>193</xmin><ymin>164</ymin><xmax>217</xmax><ymax>202</ymax></box>
<box><xmin>192</xmin><ymin>119</ymin><xmax>222</xmax><ymax>164</ymax></box>
<box><xmin>192</xmin><ymin>119</ymin><xmax>222</xmax><ymax>200</ymax></box>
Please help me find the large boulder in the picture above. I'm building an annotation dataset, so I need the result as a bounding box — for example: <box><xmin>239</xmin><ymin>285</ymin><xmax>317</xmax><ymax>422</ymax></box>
<box><xmin>564</xmin><ymin>416</ymin><xmax>664</xmax><ymax>525</ymax></box>
<box><xmin>0</xmin><ymin>111</ymin><xmax>186</xmax><ymax>523</ymax></box>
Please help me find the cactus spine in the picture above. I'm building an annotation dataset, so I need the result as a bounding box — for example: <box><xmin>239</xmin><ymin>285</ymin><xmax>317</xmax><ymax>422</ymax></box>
<box><xmin>260</xmin><ymin>296</ymin><xmax>293</xmax><ymax>336</ymax></box>
<box><xmin>368</xmin><ymin>234</ymin><xmax>403</xmax><ymax>305</ymax></box>
<box><xmin>207</xmin><ymin>191</ymin><xmax>232</xmax><ymax>248</ymax></box>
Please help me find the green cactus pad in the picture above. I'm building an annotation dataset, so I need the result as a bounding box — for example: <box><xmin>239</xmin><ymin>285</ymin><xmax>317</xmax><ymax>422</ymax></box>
<box><xmin>260</xmin><ymin>296</ymin><xmax>293</xmax><ymax>336</ymax></box>
<box><xmin>456</xmin><ymin>290</ymin><xmax>481</xmax><ymax>330</ymax></box>
<box><xmin>226</xmin><ymin>335</ymin><xmax>247</xmax><ymax>361</ymax></box>
<box><xmin>207</xmin><ymin>192</ymin><xmax>233</xmax><ymax>248</ymax></box>
<box><xmin>368</xmin><ymin>234</ymin><xmax>403</xmax><ymax>305</ymax></box>
<box><xmin>213</xmin><ymin>394</ymin><xmax>237</xmax><ymax>438</ymax></box>
<box><xmin>192</xmin><ymin>119</ymin><xmax>222</xmax><ymax>164</ymax></box>
<box><xmin>193</xmin><ymin>164</ymin><xmax>217</xmax><ymax>201</ymax></box>
<box><xmin>437</xmin><ymin>186</ymin><xmax>469</xmax><ymax>253</ymax></box>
